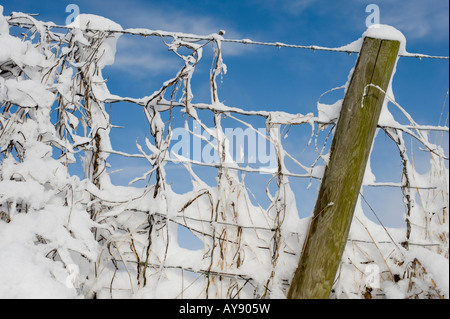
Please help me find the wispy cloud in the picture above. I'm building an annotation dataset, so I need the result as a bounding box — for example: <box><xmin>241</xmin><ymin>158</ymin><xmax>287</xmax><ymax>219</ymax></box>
<box><xmin>248</xmin><ymin>0</ymin><xmax>317</xmax><ymax>16</ymax></box>
<box><xmin>99</xmin><ymin>1</ymin><xmax>223</xmax><ymax>35</ymax></box>
<box><xmin>284</xmin><ymin>0</ymin><xmax>316</xmax><ymax>15</ymax></box>
<box><xmin>382</xmin><ymin>0</ymin><xmax>448</xmax><ymax>40</ymax></box>
<box><xmin>354</xmin><ymin>0</ymin><xmax>449</xmax><ymax>41</ymax></box>
<box><xmin>84</xmin><ymin>0</ymin><xmax>251</xmax><ymax>76</ymax></box>
<box><xmin>263</xmin><ymin>0</ymin><xmax>448</xmax><ymax>42</ymax></box>
<box><xmin>112</xmin><ymin>35</ymin><xmax>182</xmax><ymax>77</ymax></box>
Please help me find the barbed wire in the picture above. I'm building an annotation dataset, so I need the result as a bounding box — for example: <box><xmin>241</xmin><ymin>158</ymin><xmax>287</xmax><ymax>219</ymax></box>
<box><xmin>7</xmin><ymin>16</ymin><xmax>450</xmax><ymax>60</ymax></box>
<box><xmin>221</xmin><ymin>38</ymin><xmax>449</xmax><ymax>60</ymax></box>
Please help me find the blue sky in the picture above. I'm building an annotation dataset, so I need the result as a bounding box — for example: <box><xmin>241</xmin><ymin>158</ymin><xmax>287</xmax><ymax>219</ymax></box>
<box><xmin>1</xmin><ymin>0</ymin><xmax>448</xmax><ymax>233</ymax></box>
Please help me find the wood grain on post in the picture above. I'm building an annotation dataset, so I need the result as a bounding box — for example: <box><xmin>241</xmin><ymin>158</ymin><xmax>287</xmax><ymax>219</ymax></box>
<box><xmin>287</xmin><ymin>37</ymin><xmax>400</xmax><ymax>299</ymax></box>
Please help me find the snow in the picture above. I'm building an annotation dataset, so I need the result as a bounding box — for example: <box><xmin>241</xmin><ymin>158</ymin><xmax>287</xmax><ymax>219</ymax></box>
<box><xmin>0</xmin><ymin>6</ymin><xmax>8</xmax><ymax>35</ymax></box>
<box><xmin>338</xmin><ymin>24</ymin><xmax>408</xmax><ymax>56</ymax></box>
<box><xmin>0</xmin><ymin>242</ymin><xmax>78</xmax><ymax>299</ymax></box>
<box><xmin>69</xmin><ymin>14</ymin><xmax>122</xmax><ymax>33</ymax></box>
<box><xmin>317</xmin><ymin>99</ymin><xmax>342</xmax><ymax>123</ymax></box>
<box><xmin>363</xmin><ymin>24</ymin><xmax>407</xmax><ymax>55</ymax></box>
<box><xmin>0</xmin><ymin>204</ymin><xmax>98</xmax><ymax>298</ymax></box>
<box><xmin>408</xmin><ymin>247</ymin><xmax>449</xmax><ymax>297</ymax></box>
<box><xmin>69</xmin><ymin>14</ymin><xmax>123</xmax><ymax>68</ymax></box>
<box><xmin>3</xmin><ymin>79</ymin><xmax>55</xmax><ymax>108</ymax></box>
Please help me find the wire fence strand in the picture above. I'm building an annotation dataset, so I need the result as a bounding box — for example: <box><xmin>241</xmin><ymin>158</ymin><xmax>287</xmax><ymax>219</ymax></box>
<box><xmin>7</xmin><ymin>16</ymin><xmax>450</xmax><ymax>60</ymax></box>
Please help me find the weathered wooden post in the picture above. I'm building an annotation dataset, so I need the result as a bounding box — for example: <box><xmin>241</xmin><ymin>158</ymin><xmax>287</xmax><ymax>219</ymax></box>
<box><xmin>287</xmin><ymin>37</ymin><xmax>400</xmax><ymax>299</ymax></box>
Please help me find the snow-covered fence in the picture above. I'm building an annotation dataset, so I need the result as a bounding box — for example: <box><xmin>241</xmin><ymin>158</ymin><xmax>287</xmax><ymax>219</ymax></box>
<box><xmin>0</xmin><ymin>8</ymin><xmax>448</xmax><ymax>299</ymax></box>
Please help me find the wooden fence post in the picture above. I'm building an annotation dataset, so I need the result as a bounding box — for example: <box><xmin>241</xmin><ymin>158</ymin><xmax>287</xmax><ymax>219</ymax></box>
<box><xmin>287</xmin><ymin>37</ymin><xmax>400</xmax><ymax>299</ymax></box>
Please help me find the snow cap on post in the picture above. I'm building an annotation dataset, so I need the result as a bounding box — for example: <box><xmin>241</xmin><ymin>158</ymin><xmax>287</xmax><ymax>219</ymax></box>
<box><xmin>363</xmin><ymin>24</ymin><xmax>407</xmax><ymax>55</ymax></box>
<box><xmin>339</xmin><ymin>24</ymin><xmax>407</xmax><ymax>56</ymax></box>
